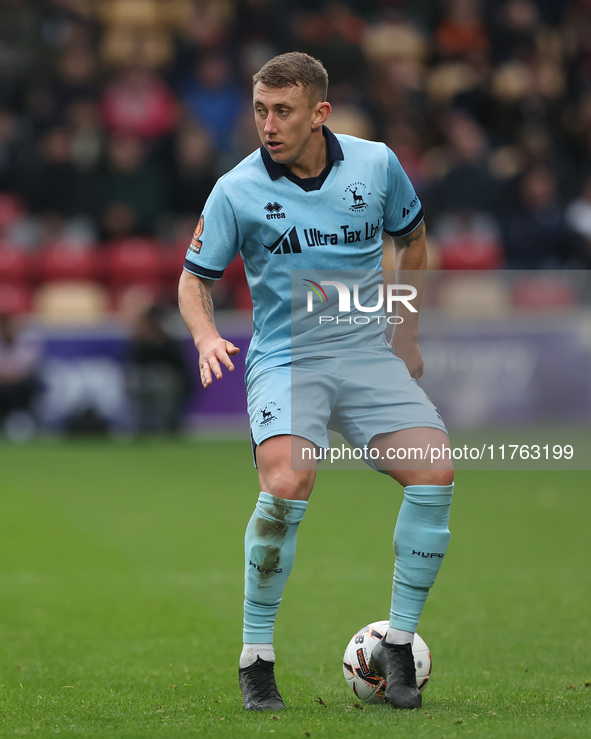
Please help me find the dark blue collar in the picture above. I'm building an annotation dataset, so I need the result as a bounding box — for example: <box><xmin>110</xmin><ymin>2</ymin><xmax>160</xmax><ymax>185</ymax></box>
<box><xmin>260</xmin><ymin>126</ymin><xmax>344</xmax><ymax>190</ymax></box>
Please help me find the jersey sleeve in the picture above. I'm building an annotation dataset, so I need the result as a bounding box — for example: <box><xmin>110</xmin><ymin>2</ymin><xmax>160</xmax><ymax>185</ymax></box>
<box><xmin>183</xmin><ymin>179</ymin><xmax>242</xmax><ymax>280</ymax></box>
<box><xmin>383</xmin><ymin>147</ymin><xmax>424</xmax><ymax>238</ymax></box>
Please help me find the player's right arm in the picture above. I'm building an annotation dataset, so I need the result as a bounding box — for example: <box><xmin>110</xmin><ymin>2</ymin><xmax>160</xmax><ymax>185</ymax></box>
<box><xmin>178</xmin><ymin>270</ymin><xmax>239</xmax><ymax>388</ymax></box>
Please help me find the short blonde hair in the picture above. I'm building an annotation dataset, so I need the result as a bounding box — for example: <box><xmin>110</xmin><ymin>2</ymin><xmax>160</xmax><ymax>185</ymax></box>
<box><xmin>253</xmin><ymin>52</ymin><xmax>328</xmax><ymax>103</ymax></box>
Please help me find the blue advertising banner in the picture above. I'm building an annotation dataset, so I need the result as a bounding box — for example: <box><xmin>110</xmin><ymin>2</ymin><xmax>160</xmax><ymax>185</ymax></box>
<box><xmin>32</xmin><ymin>316</ymin><xmax>591</xmax><ymax>436</ymax></box>
<box><xmin>419</xmin><ymin>321</ymin><xmax>591</xmax><ymax>428</ymax></box>
<box><xmin>35</xmin><ymin>325</ymin><xmax>250</xmax><ymax>433</ymax></box>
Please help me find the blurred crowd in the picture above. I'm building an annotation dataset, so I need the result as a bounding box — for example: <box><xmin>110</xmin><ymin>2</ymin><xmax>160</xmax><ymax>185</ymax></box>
<box><xmin>1</xmin><ymin>0</ymin><xmax>591</xmax><ymax>318</ymax></box>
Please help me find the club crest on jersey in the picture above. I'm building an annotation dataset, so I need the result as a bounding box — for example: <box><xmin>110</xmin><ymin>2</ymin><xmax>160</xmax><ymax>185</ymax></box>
<box><xmin>344</xmin><ymin>182</ymin><xmax>370</xmax><ymax>213</ymax></box>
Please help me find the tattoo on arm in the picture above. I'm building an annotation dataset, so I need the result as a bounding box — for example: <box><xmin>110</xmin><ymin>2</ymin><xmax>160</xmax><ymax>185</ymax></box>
<box><xmin>197</xmin><ymin>282</ymin><xmax>215</xmax><ymax>325</ymax></box>
<box><xmin>397</xmin><ymin>221</ymin><xmax>425</xmax><ymax>248</ymax></box>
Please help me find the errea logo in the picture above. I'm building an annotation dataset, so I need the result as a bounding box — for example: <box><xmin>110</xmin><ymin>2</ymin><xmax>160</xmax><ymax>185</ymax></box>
<box><xmin>265</xmin><ymin>201</ymin><xmax>285</xmax><ymax>220</ymax></box>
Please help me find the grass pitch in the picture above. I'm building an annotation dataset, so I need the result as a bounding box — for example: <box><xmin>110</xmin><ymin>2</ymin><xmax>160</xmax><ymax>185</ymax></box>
<box><xmin>0</xmin><ymin>439</ymin><xmax>589</xmax><ymax>737</ymax></box>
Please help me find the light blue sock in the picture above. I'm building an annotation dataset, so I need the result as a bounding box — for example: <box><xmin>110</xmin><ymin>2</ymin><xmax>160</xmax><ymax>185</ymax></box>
<box><xmin>243</xmin><ymin>492</ymin><xmax>308</xmax><ymax>644</ymax></box>
<box><xmin>390</xmin><ymin>484</ymin><xmax>454</xmax><ymax>633</ymax></box>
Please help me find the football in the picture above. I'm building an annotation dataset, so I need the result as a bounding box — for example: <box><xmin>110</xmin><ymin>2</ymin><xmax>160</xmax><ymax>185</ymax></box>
<box><xmin>342</xmin><ymin>620</ymin><xmax>431</xmax><ymax>703</ymax></box>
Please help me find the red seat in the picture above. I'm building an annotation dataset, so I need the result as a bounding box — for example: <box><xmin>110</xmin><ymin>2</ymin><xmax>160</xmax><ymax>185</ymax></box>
<box><xmin>512</xmin><ymin>275</ymin><xmax>576</xmax><ymax>310</ymax></box>
<box><xmin>105</xmin><ymin>237</ymin><xmax>162</xmax><ymax>289</ymax></box>
<box><xmin>439</xmin><ymin>233</ymin><xmax>504</xmax><ymax>270</ymax></box>
<box><xmin>0</xmin><ymin>194</ymin><xmax>25</xmax><ymax>234</ymax></box>
<box><xmin>159</xmin><ymin>240</ymin><xmax>190</xmax><ymax>286</ymax></box>
<box><xmin>0</xmin><ymin>282</ymin><xmax>32</xmax><ymax>314</ymax></box>
<box><xmin>38</xmin><ymin>241</ymin><xmax>101</xmax><ymax>283</ymax></box>
<box><xmin>223</xmin><ymin>257</ymin><xmax>252</xmax><ymax>311</ymax></box>
<box><xmin>0</xmin><ymin>244</ymin><xmax>29</xmax><ymax>282</ymax></box>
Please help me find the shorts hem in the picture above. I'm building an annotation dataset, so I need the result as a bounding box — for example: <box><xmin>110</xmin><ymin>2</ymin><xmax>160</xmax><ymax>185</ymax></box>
<box><xmin>362</xmin><ymin>421</ymin><xmax>448</xmax><ymax>446</ymax></box>
<box><xmin>250</xmin><ymin>426</ymin><xmax>327</xmax><ymax>449</ymax></box>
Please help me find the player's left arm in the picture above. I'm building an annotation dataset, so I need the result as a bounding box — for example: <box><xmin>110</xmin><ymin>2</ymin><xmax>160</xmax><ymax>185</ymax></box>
<box><xmin>391</xmin><ymin>220</ymin><xmax>427</xmax><ymax>380</ymax></box>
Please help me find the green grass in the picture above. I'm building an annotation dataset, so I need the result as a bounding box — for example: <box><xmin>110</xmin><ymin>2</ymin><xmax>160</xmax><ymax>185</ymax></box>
<box><xmin>0</xmin><ymin>439</ymin><xmax>589</xmax><ymax>737</ymax></box>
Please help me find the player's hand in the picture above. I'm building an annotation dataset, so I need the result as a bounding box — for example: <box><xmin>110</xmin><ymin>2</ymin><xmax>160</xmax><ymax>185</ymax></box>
<box><xmin>392</xmin><ymin>338</ymin><xmax>423</xmax><ymax>380</ymax></box>
<box><xmin>197</xmin><ymin>337</ymin><xmax>240</xmax><ymax>388</ymax></box>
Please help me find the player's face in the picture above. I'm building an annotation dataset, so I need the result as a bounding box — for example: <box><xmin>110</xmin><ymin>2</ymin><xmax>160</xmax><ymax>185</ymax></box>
<box><xmin>253</xmin><ymin>82</ymin><xmax>325</xmax><ymax>170</ymax></box>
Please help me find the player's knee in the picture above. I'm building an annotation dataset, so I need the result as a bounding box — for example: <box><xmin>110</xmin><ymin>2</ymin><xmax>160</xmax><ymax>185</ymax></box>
<box><xmin>427</xmin><ymin>468</ymin><xmax>455</xmax><ymax>487</ymax></box>
<box><xmin>260</xmin><ymin>469</ymin><xmax>314</xmax><ymax>500</ymax></box>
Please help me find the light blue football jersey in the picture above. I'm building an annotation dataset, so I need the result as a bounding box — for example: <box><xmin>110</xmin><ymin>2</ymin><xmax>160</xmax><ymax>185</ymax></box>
<box><xmin>183</xmin><ymin>127</ymin><xmax>424</xmax><ymax>379</ymax></box>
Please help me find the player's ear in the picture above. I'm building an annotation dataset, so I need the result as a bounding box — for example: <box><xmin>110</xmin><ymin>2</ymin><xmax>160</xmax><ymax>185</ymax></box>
<box><xmin>312</xmin><ymin>101</ymin><xmax>331</xmax><ymax>128</ymax></box>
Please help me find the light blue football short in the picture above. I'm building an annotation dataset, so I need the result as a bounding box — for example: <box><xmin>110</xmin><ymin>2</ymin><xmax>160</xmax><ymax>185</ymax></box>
<box><xmin>247</xmin><ymin>344</ymin><xmax>447</xmax><ymax>453</ymax></box>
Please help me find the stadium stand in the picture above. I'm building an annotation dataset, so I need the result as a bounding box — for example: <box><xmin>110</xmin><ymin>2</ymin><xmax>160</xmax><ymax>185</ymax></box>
<box><xmin>0</xmin><ymin>0</ymin><xmax>590</xmax><ymax>319</ymax></box>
